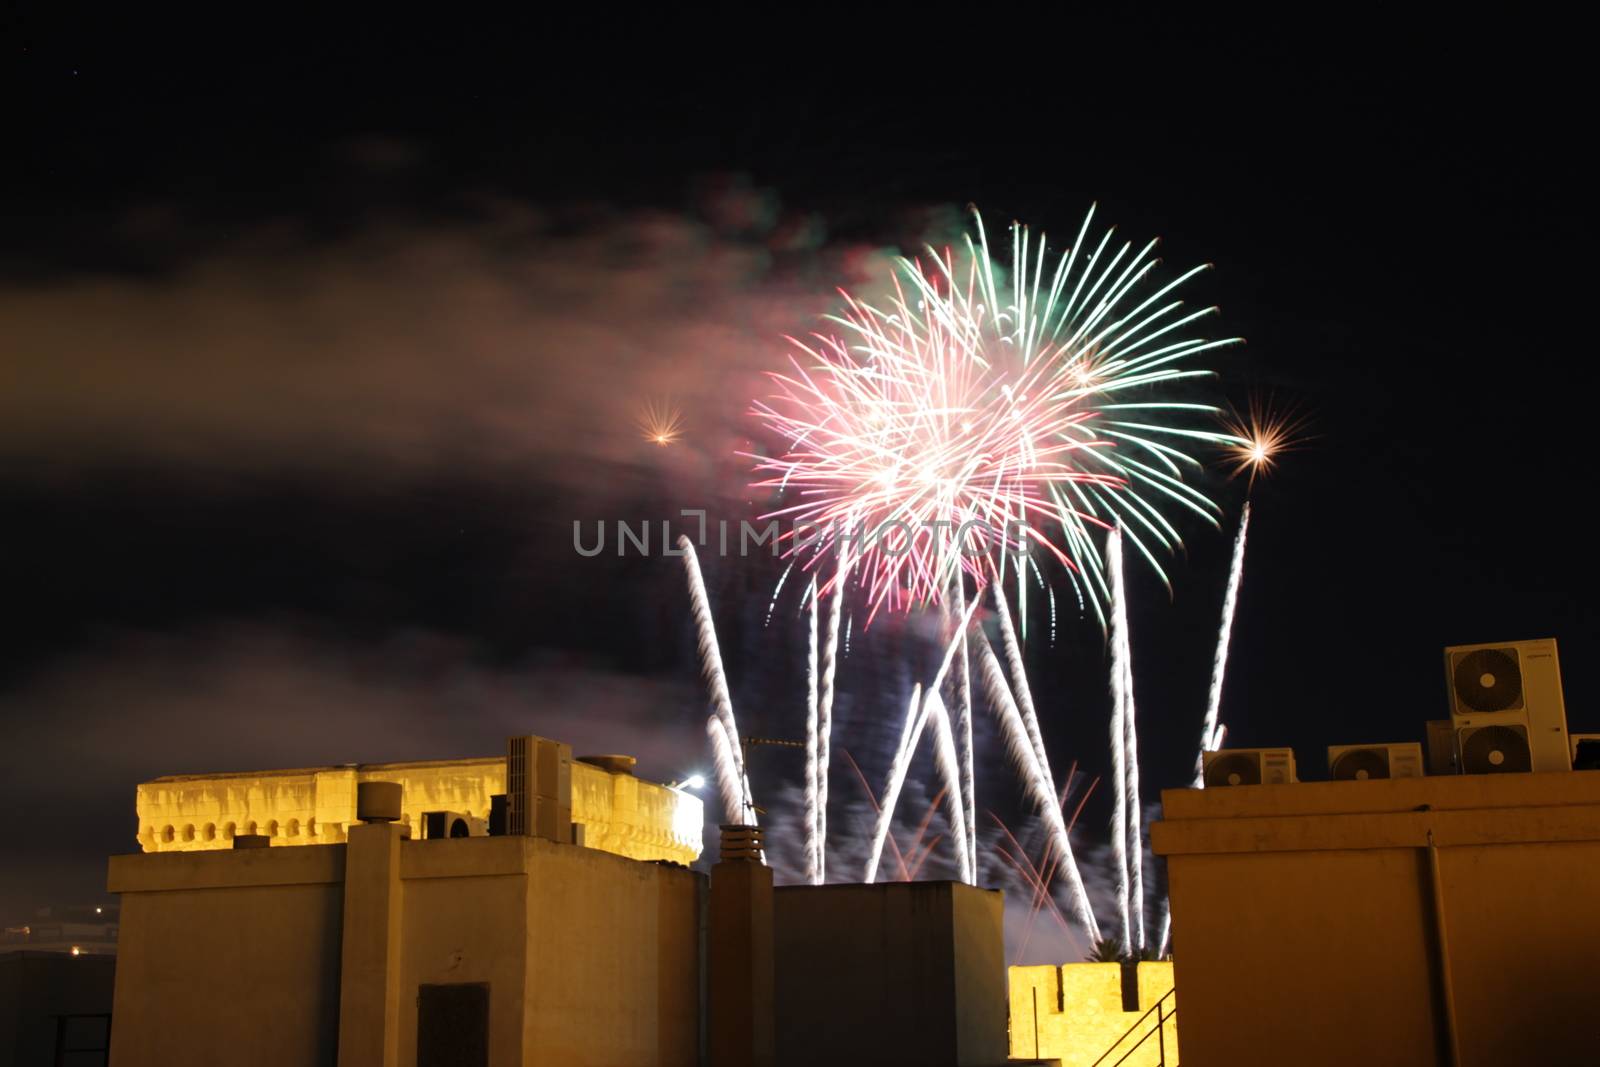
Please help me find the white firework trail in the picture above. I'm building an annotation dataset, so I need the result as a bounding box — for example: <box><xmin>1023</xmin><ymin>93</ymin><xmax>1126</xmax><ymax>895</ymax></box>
<box><xmin>863</xmin><ymin>683</ymin><xmax>924</xmax><ymax>883</ymax></box>
<box><xmin>952</xmin><ymin>578</ymin><xmax>977</xmax><ymax>881</ymax></box>
<box><xmin>862</xmin><ymin>596</ymin><xmax>980</xmax><ymax>882</ymax></box>
<box><xmin>678</xmin><ymin>535</ymin><xmax>755</xmax><ymax>825</ymax></box>
<box><xmin>974</xmin><ymin>631</ymin><xmax>1102</xmax><ymax>940</ymax></box>
<box><xmin>924</xmin><ymin>691</ymin><xmax>974</xmax><ymax>885</ymax></box>
<box><xmin>1110</xmin><ymin>528</ymin><xmax>1146</xmax><ymax>952</ymax></box>
<box><xmin>990</xmin><ymin>582</ymin><xmax>1052</xmax><ymax>785</ymax></box>
<box><xmin>706</xmin><ymin>716</ymin><xmax>747</xmax><ymax>825</ymax></box>
<box><xmin>804</xmin><ymin>579</ymin><xmax>821</xmax><ymax>884</ymax></box>
<box><xmin>1106</xmin><ymin>528</ymin><xmax>1132</xmax><ymax>948</ymax></box>
<box><xmin>1193</xmin><ymin>502</ymin><xmax>1250</xmax><ymax>786</ymax></box>
<box><xmin>816</xmin><ymin>556</ymin><xmax>846</xmax><ymax>882</ymax></box>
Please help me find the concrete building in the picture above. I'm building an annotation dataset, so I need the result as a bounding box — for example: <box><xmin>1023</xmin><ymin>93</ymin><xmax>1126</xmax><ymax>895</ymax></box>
<box><xmin>107</xmin><ymin>736</ymin><xmax>1018</xmax><ymax>1066</ymax></box>
<box><xmin>1153</xmin><ymin>769</ymin><xmax>1600</xmax><ymax>1067</ymax></box>
<box><xmin>773</xmin><ymin>881</ymin><xmax>1006</xmax><ymax>1067</ymax></box>
<box><xmin>0</xmin><ymin>951</ymin><xmax>115</xmax><ymax>1067</ymax></box>
<box><xmin>2</xmin><ymin>903</ymin><xmax>118</xmax><ymax>958</ymax></box>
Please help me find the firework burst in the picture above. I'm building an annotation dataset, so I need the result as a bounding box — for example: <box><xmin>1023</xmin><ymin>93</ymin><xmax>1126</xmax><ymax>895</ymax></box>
<box><xmin>753</xmin><ymin>205</ymin><xmax>1241</xmax><ymax>623</ymax></box>
<box><xmin>639</xmin><ymin>399</ymin><xmax>684</xmax><ymax>447</ymax></box>
<box><xmin>1220</xmin><ymin>398</ymin><xmax>1305</xmax><ymax>488</ymax></box>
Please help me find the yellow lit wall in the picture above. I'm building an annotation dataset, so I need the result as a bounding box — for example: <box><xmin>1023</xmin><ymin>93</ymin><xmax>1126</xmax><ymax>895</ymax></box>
<box><xmin>1152</xmin><ymin>770</ymin><xmax>1600</xmax><ymax>1067</ymax></box>
<box><xmin>133</xmin><ymin>756</ymin><xmax>702</xmax><ymax>865</ymax></box>
<box><xmin>1008</xmin><ymin>961</ymin><xmax>1176</xmax><ymax>1066</ymax></box>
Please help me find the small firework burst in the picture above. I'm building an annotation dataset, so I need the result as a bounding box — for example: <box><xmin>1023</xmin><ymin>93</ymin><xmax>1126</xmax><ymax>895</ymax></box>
<box><xmin>639</xmin><ymin>400</ymin><xmax>684</xmax><ymax>447</ymax></box>
<box><xmin>1220</xmin><ymin>399</ymin><xmax>1305</xmax><ymax>488</ymax></box>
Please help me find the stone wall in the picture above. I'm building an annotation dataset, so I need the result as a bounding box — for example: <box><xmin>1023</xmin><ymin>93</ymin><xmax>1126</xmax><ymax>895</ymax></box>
<box><xmin>134</xmin><ymin>756</ymin><xmax>702</xmax><ymax>865</ymax></box>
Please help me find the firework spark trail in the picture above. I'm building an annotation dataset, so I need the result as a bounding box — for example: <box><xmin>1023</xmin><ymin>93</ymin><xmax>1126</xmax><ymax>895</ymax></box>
<box><xmin>804</xmin><ymin>580</ymin><xmax>820</xmax><ymax>884</ymax></box>
<box><xmin>952</xmin><ymin>578</ymin><xmax>978</xmax><ymax>881</ymax></box>
<box><xmin>678</xmin><ymin>535</ymin><xmax>754</xmax><ymax>825</ymax></box>
<box><xmin>1106</xmin><ymin>529</ymin><xmax>1132</xmax><ymax>948</ymax></box>
<box><xmin>863</xmin><ymin>683</ymin><xmax>924</xmax><ymax>883</ymax></box>
<box><xmin>752</xmin><ymin>205</ymin><xmax>1241</xmax><ymax>622</ymax></box>
<box><xmin>863</xmin><ymin>596</ymin><xmax>980</xmax><ymax>883</ymax></box>
<box><xmin>975</xmin><ymin>634</ymin><xmax>1101</xmax><ymax>940</ymax></box>
<box><xmin>706</xmin><ymin>716</ymin><xmax>745</xmax><ymax>824</ymax></box>
<box><xmin>1193</xmin><ymin>502</ymin><xmax>1251</xmax><ymax>786</ymax></box>
<box><xmin>924</xmin><ymin>691</ymin><xmax>973</xmax><ymax>884</ymax></box>
<box><xmin>991</xmin><ymin>582</ymin><xmax>1053</xmax><ymax>784</ymax></box>
<box><xmin>1110</xmin><ymin>528</ymin><xmax>1146</xmax><ymax>952</ymax></box>
<box><xmin>816</xmin><ymin>556</ymin><xmax>846</xmax><ymax>882</ymax></box>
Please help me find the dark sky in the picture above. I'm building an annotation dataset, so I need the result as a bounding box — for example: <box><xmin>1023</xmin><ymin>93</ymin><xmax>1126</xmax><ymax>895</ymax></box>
<box><xmin>2</xmin><ymin>11</ymin><xmax>1590</xmax><ymax>945</ymax></box>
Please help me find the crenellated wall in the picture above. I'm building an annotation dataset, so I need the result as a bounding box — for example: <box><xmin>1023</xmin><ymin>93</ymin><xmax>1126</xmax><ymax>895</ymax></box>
<box><xmin>134</xmin><ymin>756</ymin><xmax>702</xmax><ymax>865</ymax></box>
<box><xmin>1008</xmin><ymin>961</ymin><xmax>1177</xmax><ymax>1066</ymax></box>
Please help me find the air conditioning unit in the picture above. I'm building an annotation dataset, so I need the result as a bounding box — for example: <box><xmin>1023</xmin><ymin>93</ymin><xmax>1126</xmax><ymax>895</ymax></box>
<box><xmin>1444</xmin><ymin>639</ymin><xmax>1569</xmax><ymax>773</ymax></box>
<box><xmin>1327</xmin><ymin>742</ymin><xmax>1424</xmax><ymax>781</ymax></box>
<box><xmin>1202</xmin><ymin>748</ymin><xmax>1297</xmax><ymax>787</ymax></box>
<box><xmin>421</xmin><ymin>811</ymin><xmax>484</xmax><ymax>839</ymax></box>
<box><xmin>1570</xmin><ymin>733</ymin><xmax>1600</xmax><ymax>771</ymax></box>
<box><xmin>1424</xmin><ymin>720</ymin><xmax>1458</xmax><ymax>775</ymax></box>
<box><xmin>507</xmin><ymin>735</ymin><xmax>573</xmax><ymax>842</ymax></box>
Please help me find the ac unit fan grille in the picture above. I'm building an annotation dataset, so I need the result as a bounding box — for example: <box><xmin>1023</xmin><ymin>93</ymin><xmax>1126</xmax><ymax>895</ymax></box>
<box><xmin>1332</xmin><ymin>748</ymin><xmax>1389</xmax><ymax>781</ymax></box>
<box><xmin>1452</xmin><ymin>648</ymin><xmax>1523</xmax><ymax>713</ymax></box>
<box><xmin>1204</xmin><ymin>752</ymin><xmax>1262</xmax><ymax>787</ymax></box>
<box><xmin>1460</xmin><ymin>725</ymin><xmax>1532</xmax><ymax>774</ymax></box>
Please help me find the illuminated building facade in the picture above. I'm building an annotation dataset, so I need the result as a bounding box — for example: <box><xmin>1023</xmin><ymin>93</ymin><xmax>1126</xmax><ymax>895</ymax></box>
<box><xmin>134</xmin><ymin>754</ymin><xmax>703</xmax><ymax>865</ymax></box>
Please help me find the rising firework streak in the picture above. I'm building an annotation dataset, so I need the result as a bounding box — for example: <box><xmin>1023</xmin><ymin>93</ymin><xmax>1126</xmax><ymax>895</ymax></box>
<box><xmin>974</xmin><ymin>633</ymin><xmax>1101</xmax><ymax>940</ymax></box>
<box><xmin>863</xmin><ymin>597</ymin><xmax>980</xmax><ymax>882</ymax></box>
<box><xmin>924</xmin><ymin>692</ymin><xmax>973</xmax><ymax>885</ymax></box>
<box><xmin>1108</xmin><ymin>528</ymin><xmax>1146</xmax><ymax>952</ymax></box>
<box><xmin>804</xmin><ymin>579</ymin><xmax>820</xmax><ymax>884</ymax></box>
<box><xmin>1193</xmin><ymin>503</ymin><xmax>1250</xmax><ymax>787</ymax></box>
<box><xmin>677</xmin><ymin>536</ymin><xmax>755</xmax><ymax>825</ymax></box>
<box><xmin>815</xmin><ymin>557</ymin><xmax>845</xmax><ymax>882</ymax></box>
<box><xmin>863</xmin><ymin>683</ymin><xmax>924</xmax><ymax>884</ymax></box>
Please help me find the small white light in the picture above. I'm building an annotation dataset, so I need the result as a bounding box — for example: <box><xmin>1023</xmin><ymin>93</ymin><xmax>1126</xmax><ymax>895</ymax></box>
<box><xmin>71</xmin><ymin>946</ymin><xmax>82</xmax><ymax>957</ymax></box>
<box><xmin>685</xmin><ymin>774</ymin><xmax>707</xmax><ymax>790</ymax></box>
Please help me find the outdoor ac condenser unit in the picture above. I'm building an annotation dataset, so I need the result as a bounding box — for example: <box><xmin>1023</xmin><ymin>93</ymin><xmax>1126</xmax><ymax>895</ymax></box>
<box><xmin>421</xmin><ymin>810</ymin><xmax>484</xmax><ymax>839</ymax></box>
<box><xmin>1444</xmin><ymin>639</ymin><xmax>1569</xmax><ymax>773</ymax></box>
<box><xmin>1327</xmin><ymin>742</ymin><xmax>1424</xmax><ymax>781</ymax></box>
<box><xmin>1202</xmin><ymin>747</ymin><xmax>1297</xmax><ymax>787</ymax></box>
<box><xmin>507</xmin><ymin>735</ymin><xmax>573</xmax><ymax>841</ymax></box>
<box><xmin>1569</xmin><ymin>733</ymin><xmax>1600</xmax><ymax>771</ymax></box>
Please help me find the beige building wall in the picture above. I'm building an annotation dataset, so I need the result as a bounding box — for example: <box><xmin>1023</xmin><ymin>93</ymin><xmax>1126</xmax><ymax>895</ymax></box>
<box><xmin>772</xmin><ymin>881</ymin><xmax>1006</xmax><ymax>1067</ymax></box>
<box><xmin>107</xmin><ymin>832</ymin><xmax>703</xmax><ymax>1067</ymax></box>
<box><xmin>108</xmin><ymin>847</ymin><xmax>345</xmax><ymax>1066</ymax></box>
<box><xmin>1008</xmin><ymin>961</ymin><xmax>1176</xmax><ymax>1066</ymax></box>
<box><xmin>134</xmin><ymin>756</ymin><xmax>702</xmax><ymax>865</ymax></box>
<box><xmin>1152</xmin><ymin>770</ymin><xmax>1600</xmax><ymax>1067</ymax></box>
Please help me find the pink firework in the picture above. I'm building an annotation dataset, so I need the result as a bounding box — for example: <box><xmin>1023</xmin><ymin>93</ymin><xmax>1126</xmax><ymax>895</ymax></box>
<box><xmin>755</xmin><ymin>277</ymin><xmax>1116</xmax><ymax>616</ymax></box>
<box><xmin>752</xmin><ymin>207</ymin><xmax>1239</xmax><ymax>621</ymax></box>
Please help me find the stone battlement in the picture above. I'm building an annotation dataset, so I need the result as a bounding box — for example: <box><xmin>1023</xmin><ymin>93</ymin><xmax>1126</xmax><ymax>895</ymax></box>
<box><xmin>135</xmin><ymin>755</ymin><xmax>702</xmax><ymax>865</ymax></box>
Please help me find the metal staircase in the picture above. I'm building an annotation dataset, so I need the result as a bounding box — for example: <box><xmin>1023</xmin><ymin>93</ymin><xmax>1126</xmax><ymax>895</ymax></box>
<box><xmin>1089</xmin><ymin>984</ymin><xmax>1177</xmax><ymax>1067</ymax></box>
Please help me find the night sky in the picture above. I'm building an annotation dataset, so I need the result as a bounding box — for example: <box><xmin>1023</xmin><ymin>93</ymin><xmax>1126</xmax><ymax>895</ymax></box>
<box><xmin>3</xmin><ymin>13</ymin><xmax>1590</xmax><ymax>944</ymax></box>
